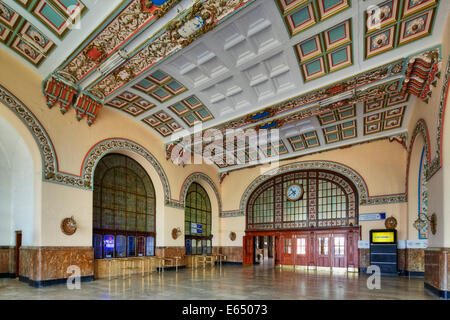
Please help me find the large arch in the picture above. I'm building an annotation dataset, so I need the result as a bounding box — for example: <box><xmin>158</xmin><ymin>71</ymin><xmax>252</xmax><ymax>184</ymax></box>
<box><xmin>407</xmin><ymin>121</ymin><xmax>430</xmax><ymax>240</ymax></box>
<box><xmin>81</xmin><ymin>138</ymin><xmax>171</xmax><ymax>203</ymax></box>
<box><xmin>238</xmin><ymin>161</ymin><xmax>370</xmax><ymax>216</ymax></box>
<box><xmin>179</xmin><ymin>172</ymin><xmax>221</xmax><ymax>247</ymax></box>
<box><xmin>86</xmin><ymin>140</ymin><xmax>172</xmax><ymax>246</ymax></box>
<box><xmin>406</xmin><ymin>119</ymin><xmax>431</xmax><ymax>198</ymax></box>
<box><xmin>179</xmin><ymin>172</ymin><xmax>222</xmax><ymax>214</ymax></box>
<box><xmin>0</xmin><ymin>116</ymin><xmax>35</xmax><ymax>247</ymax></box>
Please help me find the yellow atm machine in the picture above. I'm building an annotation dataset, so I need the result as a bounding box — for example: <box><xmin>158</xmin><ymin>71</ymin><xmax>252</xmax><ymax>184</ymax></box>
<box><xmin>369</xmin><ymin>229</ymin><xmax>398</xmax><ymax>275</ymax></box>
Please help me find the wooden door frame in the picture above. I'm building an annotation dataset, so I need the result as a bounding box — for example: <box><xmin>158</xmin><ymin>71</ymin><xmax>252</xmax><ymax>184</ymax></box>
<box><xmin>244</xmin><ymin>227</ymin><xmax>359</xmax><ymax>269</ymax></box>
<box><xmin>15</xmin><ymin>231</ymin><xmax>22</xmax><ymax>278</ymax></box>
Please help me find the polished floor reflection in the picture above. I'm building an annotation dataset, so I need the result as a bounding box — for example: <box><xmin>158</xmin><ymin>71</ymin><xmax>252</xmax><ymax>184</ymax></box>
<box><xmin>0</xmin><ymin>265</ymin><xmax>436</xmax><ymax>300</ymax></box>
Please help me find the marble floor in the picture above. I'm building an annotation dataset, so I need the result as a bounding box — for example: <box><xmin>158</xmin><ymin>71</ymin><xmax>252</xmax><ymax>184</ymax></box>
<box><xmin>0</xmin><ymin>265</ymin><xmax>437</xmax><ymax>300</ymax></box>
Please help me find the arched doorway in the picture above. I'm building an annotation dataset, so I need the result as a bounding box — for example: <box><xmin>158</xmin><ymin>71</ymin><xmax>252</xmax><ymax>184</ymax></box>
<box><xmin>92</xmin><ymin>153</ymin><xmax>156</xmax><ymax>260</ymax></box>
<box><xmin>0</xmin><ymin>115</ymin><xmax>35</xmax><ymax>278</ymax></box>
<box><xmin>184</xmin><ymin>182</ymin><xmax>212</xmax><ymax>255</ymax></box>
<box><xmin>243</xmin><ymin>169</ymin><xmax>360</xmax><ymax>271</ymax></box>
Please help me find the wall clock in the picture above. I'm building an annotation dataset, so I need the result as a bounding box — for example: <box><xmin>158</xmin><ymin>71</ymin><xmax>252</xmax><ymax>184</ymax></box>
<box><xmin>285</xmin><ymin>183</ymin><xmax>304</xmax><ymax>201</ymax></box>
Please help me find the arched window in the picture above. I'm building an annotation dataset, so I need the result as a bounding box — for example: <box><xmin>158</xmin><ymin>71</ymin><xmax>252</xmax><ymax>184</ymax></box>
<box><xmin>93</xmin><ymin>154</ymin><xmax>156</xmax><ymax>259</ymax></box>
<box><xmin>184</xmin><ymin>182</ymin><xmax>212</xmax><ymax>255</ymax></box>
<box><xmin>247</xmin><ymin>170</ymin><xmax>358</xmax><ymax>230</ymax></box>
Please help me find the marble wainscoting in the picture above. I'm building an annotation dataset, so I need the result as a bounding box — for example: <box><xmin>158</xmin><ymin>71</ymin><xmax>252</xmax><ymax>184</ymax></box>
<box><xmin>155</xmin><ymin>246</ymin><xmax>186</xmax><ymax>270</ymax></box>
<box><xmin>358</xmin><ymin>248</ymin><xmax>424</xmax><ymax>275</ymax></box>
<box><xmin>214</xmin><ymin>246</ymin><xmax>243</xmax><ymax>264</ymax></box>
<box><xmin>424</xmin><ymin>248</ymin><xmax>450</xmax><ymax>299</ymax></box>
<box><xmin>19</xmin><ymin>247</ymin><xmax>94</xmax><ymax>287</ymax></box>
<box><xmin>0</xmin><ymin>246</ymin><xmax>15</xmax><ymax>277</ymax></box>
<box><xmin>156</xmin><ymin>246</ymin><xmax>243</xmax><ymax>266</ymax></box>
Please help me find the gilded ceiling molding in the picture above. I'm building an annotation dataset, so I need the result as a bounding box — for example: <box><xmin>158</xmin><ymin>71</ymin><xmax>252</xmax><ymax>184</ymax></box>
<box><xmin>177</xmin><ymin>172</ymin><xmax>222</xmax><ymax>215</ymax></box>
<box><xmin>81</xmin><ymin>138</ymin><xmax>171</xmax><ymax>203</ymax></box>
<box><xmin>89</xmin><ymin>0</ymin><xmax>257</xmax><ymax>96</ymax></box>
<box><xmin>426</xmin><ymin>54</ymin><xmax>450</xmax><ymax>180</ymax></box>
<box><xmin>60</xmin><ymin>0</ymin><xmax>181</xmax><ymax>83</ymax></box>
<box><xmin>42</xmin><ymin>0</ymin><xmax>181</xmax><ymax>125</ymax></box>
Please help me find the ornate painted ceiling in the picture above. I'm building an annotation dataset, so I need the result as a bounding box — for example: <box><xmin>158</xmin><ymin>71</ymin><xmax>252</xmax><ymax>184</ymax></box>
<box><xmin>1</xmin><ymin>0</ymin><xmax>449</xmax><ymax>174</ymax></box>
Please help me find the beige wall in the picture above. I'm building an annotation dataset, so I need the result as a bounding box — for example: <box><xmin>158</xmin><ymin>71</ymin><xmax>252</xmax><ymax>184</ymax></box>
<box><xmin>406</xmin><ymin>15</ymin><xmax>450</xmax><ymax>248</ymax></box>
<box><xmin>1</xmin><ymin>12</ymin><xmax>450</xmax><ymax>250</ymax></box>
<box><xmin>0</xmin><ymin>48</ymin><xmax>221</xmax><ymax>248</ymax></box>
<box><xmin>220</xmin><ymin>139</ymin><xmax>408</xmax><ymax>242</ymax></box>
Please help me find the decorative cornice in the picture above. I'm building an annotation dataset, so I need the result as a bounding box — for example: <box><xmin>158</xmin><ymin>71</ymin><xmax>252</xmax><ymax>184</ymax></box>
<box><xmin>221</xmin><ymin>210</ymin><xmax>243</xmax><ymax>218</ymax></box>
<box><xmin>402</xmin><ymin>47</ymin><xmax>441</xmax><ymax>103</ymax></box>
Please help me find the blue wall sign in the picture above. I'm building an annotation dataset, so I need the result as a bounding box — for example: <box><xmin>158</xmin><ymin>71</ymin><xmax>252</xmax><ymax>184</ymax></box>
<box><xmin>359</xmin><ymin>213</ymin><xmax>386</xmax><ymax>221</ymax></box>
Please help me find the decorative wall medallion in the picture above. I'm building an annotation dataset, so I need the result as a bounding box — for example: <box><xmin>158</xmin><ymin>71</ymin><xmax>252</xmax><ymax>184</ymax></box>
<box><xmin>171</xmin><ymin>227</ymin><xmax>182</xmax><ymax>239</ymax></box>
<box><xmin>61</xmin><ymin>216</ymin><xmax>77</xmax><ymax>235</ymax></box>
<box><xmin>229</xmin><ymin>232</ymin><xmax>236</xmax><ymax>241</ymax></box>
<box><xmin>385</xmin><ymin>216</ymin><xmax>398</xmax><ymax>229</ymax></box>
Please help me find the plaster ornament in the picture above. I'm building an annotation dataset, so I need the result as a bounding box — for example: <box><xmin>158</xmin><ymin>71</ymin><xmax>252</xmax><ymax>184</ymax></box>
<box><xmin>61</xmin><ymin>216</ymin><xmax>78</xmax><ymax>235</ymax></box>
<box><xmin>177</xmin><ymin>16</ymin><xmax>205</xmax><ymax>38</ymax></box>
<box><xmin>406</xmin><ymin>17</ymin><xmax>425</xmax><ymax>36</ymax></box>
<box><xmin>18</xmin><ymin>41</ymin><xmax>38</xmax><ymax>59</ymax></box>
<box><xmin>373</xmin><ymin>33</ymin><xmax>388</xmax><ymax>48</ymax></box>
<box><xmin>28</xmin><ymin>29</ymin><xmax>46</xmax><ymax>47</ymax></box>
<box><xmin>0</xmin><ymin>4</ymin><xmax>11</xmax><ymax>20</ymax></box>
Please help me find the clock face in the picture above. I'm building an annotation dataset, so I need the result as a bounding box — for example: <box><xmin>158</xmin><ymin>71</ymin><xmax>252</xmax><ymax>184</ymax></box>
<box><xmin>286</xmin><ymin>184</ymin><xmax>304</xmax><ymax>201</ymax></box>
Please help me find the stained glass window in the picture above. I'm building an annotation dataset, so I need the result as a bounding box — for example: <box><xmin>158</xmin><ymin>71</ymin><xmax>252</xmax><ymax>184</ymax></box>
<box><xmin>247</xmin><ymin>170</ymin><xmax>358</xmax><ymax>230</ymax></box>
<box><xmin>185</xmin><ymin>183</ymin><xmax>212</xmax><ymax>255</ymax></box>
<box><xmin>93</xmin><ymin>154</ymin><xmax>156</xmax><ymax>259</ymax></box>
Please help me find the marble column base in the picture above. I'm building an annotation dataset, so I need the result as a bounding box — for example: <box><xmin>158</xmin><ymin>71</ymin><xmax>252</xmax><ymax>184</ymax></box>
<box><xmin>19</xmin><ymin>246</ymin><xmax>94</xmax><ymax>288</ymax></box>
<box><xmin>424</xmin><ymin>248</ymin><xmax>450</xmax><ymax>299</ymax></box>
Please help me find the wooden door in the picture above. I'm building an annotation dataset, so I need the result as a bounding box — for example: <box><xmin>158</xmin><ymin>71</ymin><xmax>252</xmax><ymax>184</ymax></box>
<box><xmin>243</xmin><ymin>235</ymin><xmax>254</xmax><ymax>265</ymax></box>
<box><xmin>346</xmin><ymin>230</ymin><xmax>358</xmax><ymax>270</ymax></box>
<box><xmin>294</xmin><ymin>234</ymin><xmax>308</xmax><ymax>266</ymax></box>
<box><xmin>15</xmin><ymin>231</ymin><xmax>22</xmax><ymax>278</ymax></box>
<box><xmin>316</xmin><ymin>232</ymin><xmax>331</xmax><ymax>267</ymax></box>
<box><xmin>331</xmin><ymin>233</ymin><xmax>347</xmax><ymax>268</ymax></box>
<box><xmin>281</xmin><ymin>235</ymin><xmax>293</xmax><ymax>265</ymax></box>
<box><xmin>274</xmin><ymin>235</ymin><xmax>281</xmax><ymax>265</ymax></box>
